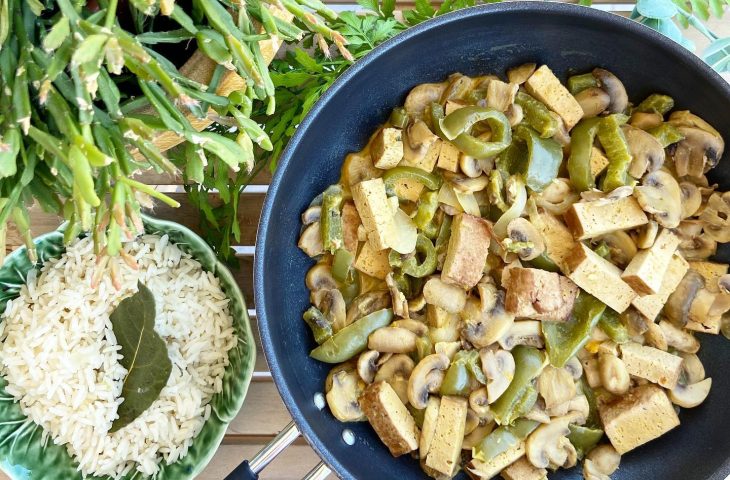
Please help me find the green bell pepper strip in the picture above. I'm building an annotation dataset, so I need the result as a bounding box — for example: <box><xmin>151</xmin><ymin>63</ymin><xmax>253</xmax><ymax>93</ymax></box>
<box><xmin>568</xmin><ymin>117</ymin><xmax>602</xmax><ymax>192</ymax></box>
<box><xmin>415</xmin><ymin>190</ymin><xmax>439</xmax><ymax>231</ymax></box>
<box><xmin>542</xmin><ymin>292</ymin><xmax>607</xmax><ymax>368</ymax></box>
<box><xmin>472</xmin><ymin>418</ymin><xmax>540</xmax><ymax>462</ymax></box>
<box><xmin>598</xmin><ymin>114</ymin><xmax>633</xmax><ymax>192</ymax></box>
<box><xmin>339</xmin><ymin>270</ymin><xmax>360</xmax><ymax>306</ymax></box>
<box><xmin>303</xmin><ymin>306</ymin><xmax>333</xmax><ymax>344</ymax></box>
<box><xmin>310</xmin><ymin>308</ymin><xmax>394</xmax><ymax>363</ymax></box>
<box><xmin>440</xmin><ymin>350</ymin><xmax>486</xmax><ymax>396</ymax></box>
<box><xmin>487</xmin><ymin>169</ymin><xmax>508</xmax><ymax>212</ymax></box>
<box><xmin>436</xmin><ymin>106</ymin><xmax>512</xmax><ymax>159</ymax></box>
<box><xmin>321</xmin><ymin>185</ymin><xmax>343</xmax><ymax>254</ymax></box>
<box><xmin>578</xmin><ymin>377</ymin><xmax>601</xmax><ymax>429</ymax></box>
<box><xmin>491</xmin><ymin>346</ymin><xmax>546</xmax><ymax>425</ymax></box>
<box><xmin>510</xmin><ymin>384</ymin><xmax>538</xmax><ymax>424</ymax></box>
<box><xmin>598</xmin><ymin>307</ymin><xmax>630</xmax><ymax>344</ymax></box>
<box><xmin>409</xmin><ymin>404</ymin><xmax>426</xmax><ymax>429</ymax></box>
<box><xmin>332</xmin><ymin>248</ymin><xmax>354</xmax><ymax>283</ymax></box>
<box><xmin>593</xmin><ymin>241</ymin><xmax>612</xmax><ymax>260</ymax></box>
<box><xmin>434</xmin><ymin>214</ymin><xmax>453</xmax><ymax>260</ymax></box>
<box><xmin>392</xmin><ymin>270</ymin><xmax>412</xmax><ymax>298</ymax></box>
<box><xmin>493</xmin><ymin>176</ymin><xmax>527</xmax><ymax>239</ymax></box>
<box><xmin>414</xmin><ymin>335</ymin><xmax>433</xmax><ymax>363</ymax></box>
<box><xmin>401</xmin><ymin>234</ymin><xmax>437</xmax><ymax>278</ymax></box>
<box><xmin>511</xmin><ymin>125</ymin><xmax>563</xmax><ymax>192</ymax></box>
<box><xmin>568</xmin><ymin>425</ymin><xmax>604</xmax><ymax>459</ymax></box>
<box><xmin>389</xmin><ymin>107</ymin><xmax>409</xmax><ymax>129</ymax></box>
<box><xmin>648</xmin><ymin>123</ymin><xmax>685</xmax><ymax>147</ymax></box>
<box><xmin>634</xmin><ymin>94</ymin><xmax>674</xmax><ymax>115</ymax></box>
<box><xmin>515</xmin><ymin>92</ymin><xmax>559</xmax><ymax>138</ymax></box>
<box><xmin>383</xmin><ymin>166</ymin><xmax>442</xmax><ymax>191</ymax></box>
<box><xmin>527</xmin><ymin>252</ymin><xmax>561</xmax><ymax>273</ymax></box>
<box><xmin>568</xmin><ymin>73</ymin><xmax>599</xmax><ymax>95</ymax></box>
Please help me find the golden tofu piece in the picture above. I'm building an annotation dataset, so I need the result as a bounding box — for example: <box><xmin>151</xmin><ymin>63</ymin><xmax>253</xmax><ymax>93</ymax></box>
<box><xmin>566</xmin><ymin>243</ymin><xmax>637</xmax><ymax>313</ymax></box>
<box><xmin>441</xmin><ymin>213</ymin><xmax>491</xmax><ymax>289</ymax></box>
<box><xmin>622</xmin><ymin>229</ymin><xmax>681</xmax><ymax>295</ymax></box>
<box><xmin>469</xmin><ymin>444</ymin><xmax>526</xmax><ymax>480</ymax></box>
<box><xmin>351</xmin><ymin>178</ymin><xmax>393</xmax><ymax>251</ymax></box>
<box><xmin>532</xmin><ymin>210</ymin><xmax>577</xmax><ymax>273</ymax></box>
<box><xmin>689</xmin><ymin>261</ymin><xmax>729</xmax><ymax>293</ymax></box>
<box><xmin>565</xmin><ymin>196</ymin><xmax>649</xmax><ymax>240</ymax></box>
<box><xmin>420</xmin><ymin>396</ymin><xmax>441</xmax><ymax>459</ymax></box>
<box><xmin>599</xmin><ymin>384</ymin><xmax>680</xmax><ymax>454</ymax></box>
<box><xmin>427</xmin><ymin>304</ymin><xmax>456</xmax><ymax>328</ymax></box>
<box><xmin>524</xmin><ymin>65</ymin><xmax>584</xmax><ymax>129</ymax></box>
<box><xmin>504</xmin><ymin>267</ymin><xmax>578</xmax><ymax>321</ymax></box>
<box><xmin>354</xmin><ymin>240</ymin><xmax>391</xmax><ymax>280</ymax></box>
<box><xmin>359</xmin><ymin>381</ymin><xmax>419</xmax><ymax>457</ymax></box>
<box><xmin>590</xmin><ymin>146</ymin><xmax>609</xmax><ymax>177</ymax></box>
<box><xmin>437</xmin><ymin>141</ymin><xmax>460</xmax><ymax>173</ymax></box>
<box><xmin>620</xmin><ymin>342</ymin><xmax>683</xmax><ymax>389</ymax></box>
<box><xmin>394</xmin><ymin>120</ymin><xmax>442</xmax><ymax>201</ymax></box>
<box><xmin>632</xmin><ymin>254</ymin><xmax>689</xmax><ymax>321</ymax></box>
<box><xmin>341</xmin><ymin>202</ymin><xmax>361</xmax><ymax>254</ymax></box>
<box><xmin>501</xmin><ymin>457</ymin><xmax>547</xmax><ymax>480</ymax></box>
<box><xmin>372</xmin><ymin>127</ymin><xmax>404</xmax><ymax>169</ymax></box>
<box><xmin>425</xmin><ymin>395</ymin><xmax>468</xmax><ymax>477</ymax></box>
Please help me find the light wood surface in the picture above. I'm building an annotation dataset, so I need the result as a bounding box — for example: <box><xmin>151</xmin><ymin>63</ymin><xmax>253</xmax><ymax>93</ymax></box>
<box><xmin>3</xmin><ymin>5</ymin><xmax>729</xmax><ymax>480</ymax></box>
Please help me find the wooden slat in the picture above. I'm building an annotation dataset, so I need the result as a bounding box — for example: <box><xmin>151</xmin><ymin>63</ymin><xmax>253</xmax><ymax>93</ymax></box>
<box><xmin>226</xmin><ymin>382</ymin><xmax>291</xmax><ymax>436</ymax></box>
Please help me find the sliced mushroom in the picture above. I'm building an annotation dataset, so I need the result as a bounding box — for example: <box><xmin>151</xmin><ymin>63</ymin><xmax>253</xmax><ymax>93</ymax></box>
<box><xmin>710</xmin><ymin>275</ymin><xmax>730</xmax><ymax>316</ymax></box>
<box><xmin>298</xmin><ymin>222</ymin><xmax>324</xmax><ymax>257</ymax></box>
<box><xmin>301</xmin><ymin>206</ymin><xmax>322</xmax><ymax>225</ymax></box>
<box><xmin>342</xmin><ymin>151</ymin><xmax>380</xmax><ymax>187</ymax></box>
<box><xmin>672</xmin><ymin>126</ymin><xmax>725</xmax><ymax>178</ymax></box>
<box><xmin>326</xmin><ymin>367</ymin><xmax>366</xmax><ymax>422</ymax></box>
<box><xmin>368</xmin><ymin>326</ymin><xmax>418</xmax><ymax>353</ymax></box>
<box><xmin>504</xmin><ymin>218</ymin><xmax>545</xmax><ymax>261</ymax></box>
<box><xmin>537</xmin><ymin>365</ymin><xmax>576</xmax><ymax>409</ymax></box>
<box><xmin>346</xmin><ymin>291</ymin><xmax>391</xmax><ymax>325</ymax></box>
<box><xmin>423</xmin><ymin>277</ymin><xmax>467</xmax><ymax>314</ymax></box>
<box><xmin>586</xmin><ymin>444</ymin><xmax>621</xmax><ymax>477</ymax></box>
<box><xmin>583</xmin><ymin>460</ymin><xmax>611</xmax><ymax>480</ymax></box>
<box><xmin>575</xmin><ymin>87</ymin><xmax>611</xmax><ymax>118</ymax></box>
<box><xmin>306</xmin><ymin>263</ymin><xmax>339</xmax><ymax>292</ymax></box>
<box><xmin>634</xmin><ymin>170</ymin><xmax>682</xmax><ymax>228</ymax></box>
<box><xmin>477</xmin><ymin>275</ymin><xmax>499</xmax><ymax>312</ymax></box>
<box><xmin>408</xmin><ymin>353</ymin><xmax>450</xmax><ymax>409</ymax></box>
<box><xmin>505</xmin><ymin>103</ymin><xmax>524</xmax><ymax>127</ymax></box>
<box><xmin>357</xmin><ymin>350</ymin><xmax>381</xmax><ymax>384</ymax></box>
<box><xmin>681</xmin><ymin>352</ymin><xmax>706</xmax><ymax>384</ymax></box>
<box><xmin>434</xmin><ymin>340</ymin><xmax>461</xmax><ymax>360</ymax></box>
<box><xmin>658</xmin><ymin>319</ymin><xmax>700</xmax><ymax>353</ymax></box>
<box><xmin>469</xmin><ymin>387</ymin><xmax>491</xmax><ymax>418</ymax></box>
<box><xmin>526</xmin><ymin>413</ymin><xmax>582</xmax><ymax>469</ymax></box>
<box><xmin>441</xmin><ymin>73</ymin><xmax>473</xmax><ymax>103</ymax></box>
<box><xmin>385</xmin><ymin>273</ymin><xmax>409</xmax><ymax>319</ymax></box>
<box><xmin>665</xmin><ymin>271</ymin><xmax>705</xmax><ymax>326</ymax></box>
<box><xmin>498</xmin><ymin>320</ymin><xmax>545</xmax><ymax>350</ymax></box>
<box><xmin>312</xmin><ymin>288</ymin><xmax>347</xmax><ymax>331</ymax></box>
<box><xmin>404</xmin><ymin>82</ymin><xmax>446</xmax><ymax>119</ymax></box>
<box><xmin>507</xmin><ymin>63</ymin><xmax>537</xmax><ymax>85</ymax></box>
<box><xmin>592</xmin><ymin>68</ymin><xmax>628</xmax><ymax>114</ymax></box>
<box><xmin>564</xmin><ymin>356</ymin><xmax>583</xmax><ymax>380</ymax></box>
<box><xmin>551</xmin><ymin>113</ymin><xmax>571</xmax><ymax>148</ymax></box>
<box><xmin>391</xmin><ymin>319</ymin><xmax>428</xmax><ymax>337</ymax></box>
<box><xmin>623</xmin><ymin>308</ymin><xmax>650</xmax><ymax>336</ymax></box>
<box><xmin>581</xmin><ymin>356</ymin><xmax>602</xmax><ymax>389</ymax></box>
<box><xmin>480</xmin><ymin>348</ymin><xmax>516</xmax><ymax>404</ymax></box>
<box><xmin>598</xmin><ymin>353</ymin><xmax>630</xmax><ymax>395</ymax></box>
<box><xmin>669</xmin><ymin>377</ymin><xmax>712</xmax><ymax>408</ymax></box>
<box><xmin>408</xmin><ymin>294</ymin><xmax>426</xmax><ymax>314</ymax></box>
<box><xmin>525</xmin><ymin>401</ymin><xmax>552</xmax><ymax>424</ymax></box>
<box><xmin>679</xmin><ymin>234</ymin><xmax>717</xmax><ymax>261</ymax></box>
<box><xmin>624</xmin><ymin>125</ymin><xmax>665</xmax><ymax>178</ymax></box>
<box><xmin>374</xmin><ymin>354</ymin><xmax>415</xmax><ymax>405</ymax></box>
<box><xmin>636</xmin><ymin>220</ymin><xmax>659</xmax><ymax>249</ymax></box>
<box><xmin>444</xmin><ymin>171</ymin><xmax>490</xmax><ymax>193</ymax></box>
<box><xmin>679</xmin><ymin>182</ymin><xmax>702</xmax><ymax>219</ymax></box>
<box><xmin>534</xmin><ymin>178</ymin><xmax>579</xmax><ymax>215</ymax></box>
<box><xmin>459</xmin><ymin>152</ymin><xmax>492</xmax><ymax>178</ymax></box>
<box><xmin>644</xmin><ymin>322</ymin><xmax>668</xmax><ymax>351</ymax></box>
<box><xmin>464</xmin><ymin>408</ymin><xmax>481</xmax><ymax>436</ymax></box>
<box><xmin>629</xmin><ymin>112</ymin><xmax>663</xmax><ymax>131</ymax></box>
<box><xmin>462</xmin><ymin>292</ymin><xmax>516</xmax><ymax>348</ymax></box>
<box><xmin>700</xmin><ymin>192</ymin><xmax>730</xmax><ymax>243</ymax></box>
<box><xmin>595</xmin><ymin>230</ymin><xmax>637</xmax><ymax>268</ymax></box>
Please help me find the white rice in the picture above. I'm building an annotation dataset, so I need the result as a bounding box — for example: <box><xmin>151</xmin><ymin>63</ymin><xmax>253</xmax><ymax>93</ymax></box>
<box><xmin>0</xmin><ymin>234</ymin><xmax>237</xmax><ymax>478</ymax></box>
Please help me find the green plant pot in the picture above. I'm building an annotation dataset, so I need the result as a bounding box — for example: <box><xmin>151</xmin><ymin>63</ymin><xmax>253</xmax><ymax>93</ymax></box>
<box><xmin>0</xmin><ymin>215</ymin><xmax>255</xmax><ymax>480</ymax></box>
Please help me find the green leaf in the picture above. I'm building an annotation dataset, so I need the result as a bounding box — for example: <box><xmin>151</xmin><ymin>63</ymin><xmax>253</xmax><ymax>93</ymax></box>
<box><xmin>24</xmin><ymin>0</ymin><xmax>43</xmax><ymax>15</ymax></box>
<box><xmin>636</xmin><ymin>0</ymin><xmax>677</xmax><ymax>19</ymax></box>
<box><xmin>356</xmin><ymin>0</ymin><xmax>379</xmax><ymax>14</ymax></box>
<box><xmin>71</xmin><ymin>34</ymin><xmax>108</xmax><ymax>66</ymax></box>
<box><xmin>381</xmin><ymin>0</ymin><xmax>396</xmax><ymax>18</ymax></box>
<box><xmin>42</xmin><ymin>16</ymin><xmax>70</xmax><ymax>52</ymax></box>
<box><xmin>292</xmin><ymin>48</ymin><xmax>323</xmax><ymax>72</ymax></box>
<box><xmin>689</xmin><ymin>0</ymin><xmax>710</xmax><ymax>19</ymax></box>
<box><xmin>110</xmin><ymin>282</ymin><xmax>172</xmax><ymax>433</ymax></box>
<box><xmin>709</xmin><ymin>0</ymin><xmax>724</xmax><ymax>16</ymax></box>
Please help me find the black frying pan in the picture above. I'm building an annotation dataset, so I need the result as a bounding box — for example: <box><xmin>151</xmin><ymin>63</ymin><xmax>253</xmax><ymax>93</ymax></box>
<box><xmin>252</xmin><ymin>3</ymin><xmax>730</xmax><ymax>478</ymax></box>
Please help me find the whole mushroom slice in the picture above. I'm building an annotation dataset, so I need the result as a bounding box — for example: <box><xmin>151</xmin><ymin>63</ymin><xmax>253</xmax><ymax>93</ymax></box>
<box><xmin>404</xmin><ymin>82</ymin><xmax>447</xmax><ymax>119</ymax></box>
<box><xmin>498</xmin><ymin>320</ymin><xmax>545</xmax><ymax>350</ymax></box>
<box><xmin>669</xmin><ymin>377</ymin><xmax>712</xmax><ymax>408</ymax></box>
<box><xmin>623</xmin><ymin>125</ymin><xmax>665</xmax><ymax>178</ymax></box>
<box><xmin>462</xmin><ymin>291</ymin><xmax>516</xmax><ymax>348</ymax></box>
<box><xmin>634</xmin><ymin>170</ymin><xmax>683</xmax><ymax>228</ymax></box>
<box><xmin>459</xmin><ymin>152</ymin><xmax>493</xmax><ymax>178</ymax></box>
<box><xmin>385</xmin><ymin>273</ymin><xmax>410</xmax><ymax>319</ymax></box>
<box><xmin>564</xmin><ymin>356</ymin><xmax>583</xmax><ymax>380</ymax></box>
<box><xmin>368</xmin><ymin>326</ymin><xmax>418</xmax><ymax>353</ymax></box>
<box><xmin>629</xmin><ymin>112</ymin><xmax>663</xmax><ymax>131</ymax></box>
<box><xmin>537</xmin><ymin>365</ymin><xmax>577</xmax><ymax>409</ymax></box>
<box><xmin>391</xmin><ymin>319</ymin><xmax>429</xmax><ymax>336</ymax></box>
<box><xmin>636</xmin><ymin>220</ymin><xmax>659</xmax><ymax>249</ymax></box>
<box><xmin>592</xmin><ymin>68</ymin><xmax>628</xmax><ymax>114</ymax></box>
<box><xmin>526</xmin><ymin>413</ymin><xmax>583</xmax><ymax>469</ymax></box>
<box><xmin>480</xmin><ymin>348</ymin><xmax>516</xmax><ymax>404</ymax></box>
<box><xmin>595</xmin><ymin>230</ymin><xmax>637</xmax><ymax>268</ymax></box>
<box><xmin>586</xmin><ymin>444</ymin><xmax>621</xmax><ymax>478</ymax></box>
<box><xmin>665</xmin><ymin>270</ymin><xmax>705</xmax><ymax>326</ymax></box>
<box><xmin>312</xmin><ymin>288</ymin><xmax>347</xmax><ymax>332</ymax></box>
<box><xmin>644</xmin><ymin>322</ymin><xmax>668</xmax><ymax>351</ymax></box>
<box><xmin>306</xmin><ymin>263</ymin><xmax>339</xmax><ymax>292</ymax></box>
<box><xmin>505</xmin><ymin>218</ymin><xmax>546</xmax><ymax>261</ymax></box>
<box><xmin>680</xmin><ymin>352</ymin><xmax>706</xmax><ymax>384</ymax></box>
<box><xmin>444</xmin><ymin>171</ymin><xmax>490</xmax><ymax>193</ymax></box>
<box><xmin>534</xmin><ymin>178</ymin><xmax>579</xmax><ymax>215</ymax></box>
<box><xmin>679</xmin><ymin>182</ymin><xmax>702</xmax><ymax>219</ymax></box>
<box><xmin>672</xmin><ymin>126</ymin><xmax>725</xmax><ymax>177</ymax></box>
<box><xmin>408</xmin><ymin>353</ymin><xmax>450</xmax><ymax>409</ymax></box>
<box><xmin>374</xmin><ymin>354</ymin><xmax>416</xmax><ymax>405</ymax></box>
<box><xmin>301</xmin><ymin>206</ymin><xmax>322</xmax><ymax>225</ymax></box>
<box><xmin>598</xmin><ymin>353</ymin><xmax>630</xmax><ymax>395</ymax></box>
<box><xmin>298</xmin><ymin>222</ymin><xmax>324</xmax><ymax>257</ymax></box>
<box><xmin>658</xmin><ymin>319</ymin><xmax>700</xmax><ymax>353</ymax></box>
<box><xmin>346</xmin><ymin>291</ymin><xmax>391</xmax><ymax>325</ymax></box>
<box><xmin>326</xmin><ymin>367</ymin><xmax>367</xmax><ymax>422</ymax></box>
<box><xmin>575</xmin><ymin>87</ymin><xmax>611</xmax><ymax>118</ymax></box>
<box><xmin>699</xmin><ymin>192</ymin><xmax>730</xmax><ymax>243</ymax></box>
<box><xmin>357</xmin><ymin>350</ymin><xmax>381</xmax><ymax>384</ymax></box>
<box><xmin>469</xmin><ymin>387</ymin><xmax>491</xmax><ymax>418</ymax></box>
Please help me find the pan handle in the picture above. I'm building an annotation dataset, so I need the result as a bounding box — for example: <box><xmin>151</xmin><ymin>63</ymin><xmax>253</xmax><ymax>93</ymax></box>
<box><xmin>224</xmin><ymin>421</ymin><xmax>333</xmax><ymax>480</ymax></box>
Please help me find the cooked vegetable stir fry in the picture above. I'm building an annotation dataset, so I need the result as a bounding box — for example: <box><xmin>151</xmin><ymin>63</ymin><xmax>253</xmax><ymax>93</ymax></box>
<box><xmin>298</xmin><ymin>64</ymin><xmax>729</xmax><ymax>479</ymax></box>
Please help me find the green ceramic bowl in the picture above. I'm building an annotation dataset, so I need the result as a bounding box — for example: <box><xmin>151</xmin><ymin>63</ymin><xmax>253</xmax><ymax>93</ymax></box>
<box><xmin>0</xmin><ymin>215</ymin><xmax>255</xmax><ymax>480</ymax></box>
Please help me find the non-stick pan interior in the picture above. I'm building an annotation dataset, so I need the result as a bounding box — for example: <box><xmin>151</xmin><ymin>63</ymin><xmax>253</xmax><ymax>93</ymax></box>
<box><xmin>256</xmin><ymin>3</ymin><xmax>730</xmax><ymax>479</ymax></box>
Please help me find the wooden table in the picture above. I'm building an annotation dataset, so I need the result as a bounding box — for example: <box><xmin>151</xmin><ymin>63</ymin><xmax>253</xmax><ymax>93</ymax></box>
<box><xmin>5</xmin><ymin>5</ymin><xmax>729</xmax><ymax>479</ymax></box>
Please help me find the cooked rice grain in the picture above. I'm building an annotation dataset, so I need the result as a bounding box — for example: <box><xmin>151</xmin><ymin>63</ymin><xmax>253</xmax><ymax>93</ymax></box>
<box><xmin>0</xmin><ymin>235</ymin><xmax>236</xmax><ymax>478</ymax></box>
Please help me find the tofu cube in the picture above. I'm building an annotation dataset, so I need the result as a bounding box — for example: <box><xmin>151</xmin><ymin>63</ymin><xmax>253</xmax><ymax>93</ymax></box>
<box><xmin>341</xmin><ymin>202</ymin><xmax>361</xmax><ymax>254</ymax></box>
<box><xmin>469</xmin><ymin>444</ymin><xmax>526</xmax><ymax>480</ymax></box>
<box><xmin>425</xmin><ymin>395</ymin><xmax>468</xmax><ymax>477</ymax></box>
<box><xmin>437</xmin><ymin>141</ymin><xmax>461</xmax><ymax>173</ymax></box>
<box><xmin>689</xmin><ymin>261</ymin><xmax>729</xmax><ymax>293</ymax></box>
<box><xmin>599</xmin><ymin>384</ymin><xmax>680</xmax><ymax>454</ymax></box>
<box><xmin>504</xmin><ymin>267</ymin><xmax>578</xmax><ymax>321</ymax></box>
<box><xmin>393</xmin><ymin>120</ymin><xmax>441</xmax><ymax>201</ymax></box>
<box><xmin>359</xmin><ymin>381</ymin><xmax>419</xmax><ymax>457</ymax></box>
<box><xmin>419</xmin><ymin>396</ymin><xmax>441</xmax><ymax>459</ymax></box>
<box><xmin>501</xmin><ymin>457</ymin><xmax>547</xmax><ymax>480</ymax></box>
<box><xmin>566</xmin><ymin>243</ymin><xmax>637</xmax><ymax>313</ymax></box>
<box><xmin>564</xmin><ymin>196</ymin><xmax>649</xmax><ymax>240</ymax></box>
<box><xmin>622</xmin><ymin>229</ymin><xmax>681</xmax><ymax>295</ymax></box>
<box><xmin>524</xmin><ymin>65</ymin><xmax>584</xmax><ymax>129</ymax></box>
<box><xmin>532</xmin><ymin>209</ymin><xmax>578</xmax><ymax>273</ymax></box>
<box><xmin>352</xmin><ymin>178</ymin><xmax>393</xmax><ymax>251</ymax></box>
<box><xmin>441</xmin><ymin>213</ymin><xmax>491</xmax><ymax>289</ymax></box>
<box><xmin>620</xmin><ymin>342</ymin><xmax>683</xmax><ymax>389</ymax></box>
<box><xmin>632</xmin><ymin>254</ymin><xmax>689</xmax><ymax>321</ymax></box>
<box><xmin>372</xmin><ymin>127</ymin><xmax>404</xmax><ymax>169</ymax></box>
<box><xmin>354</xmin><ymin>240</ymin><xmax>391</xmax><ymax>279</ymax></box>
<box><xmin>590</xmin><ymin>146</ymin><xmax>610</xmax><ymax>177</ymax></box>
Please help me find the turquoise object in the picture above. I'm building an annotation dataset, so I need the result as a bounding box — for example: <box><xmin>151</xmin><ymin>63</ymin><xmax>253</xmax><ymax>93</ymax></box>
<box><xmin>0</xmin><ymin>215</ymin><xmax>255</xmax><ymax>479</ymax></box>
